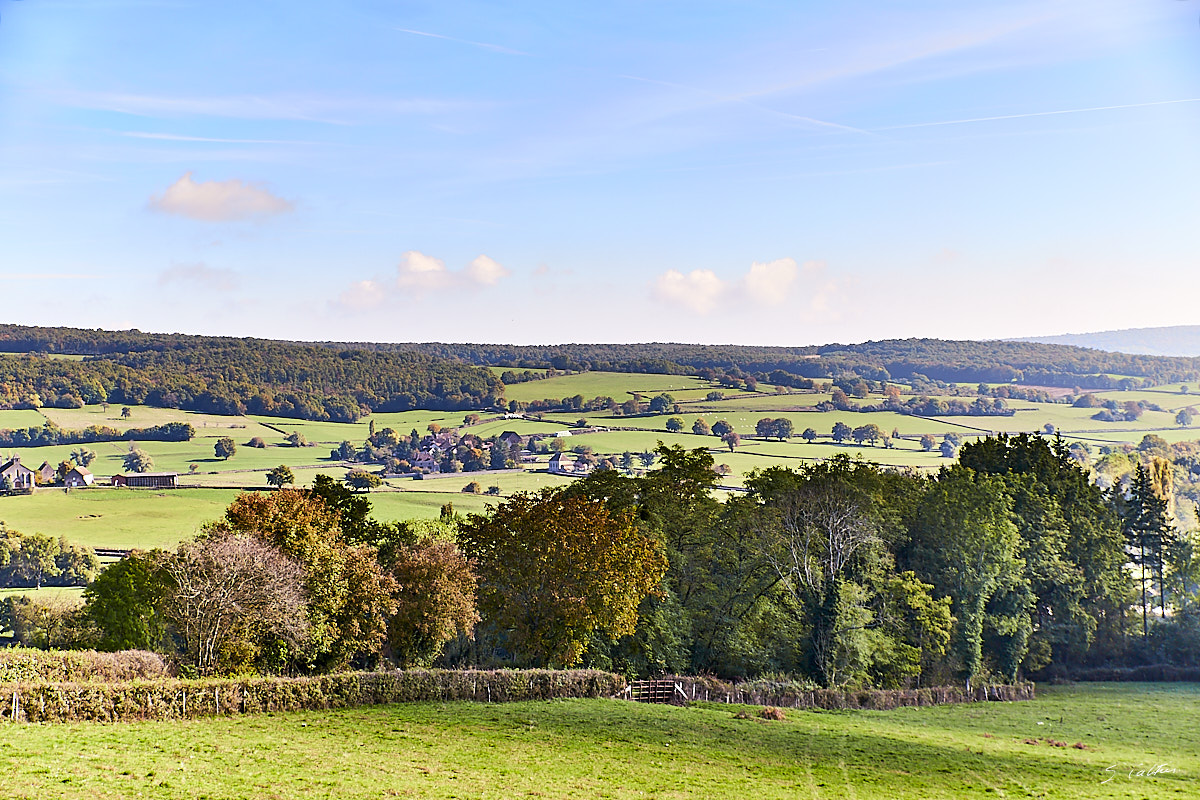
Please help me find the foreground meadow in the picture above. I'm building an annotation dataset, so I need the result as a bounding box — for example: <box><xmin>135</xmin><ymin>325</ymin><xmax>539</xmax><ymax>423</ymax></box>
<box><xmin>1</xmin><ymin>683</ymin><xmax>1195</xmax><ymax>799</ymax></box>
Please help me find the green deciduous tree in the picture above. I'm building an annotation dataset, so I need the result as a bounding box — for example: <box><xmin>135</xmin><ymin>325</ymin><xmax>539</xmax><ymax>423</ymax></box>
<box><xmin>266</xmin><ymin>465</ymin><xmax>295</xmax><ymax>487</ymax></box>
<box><xmin>215</xmin><ymin>436</ymin><xmax>237</xmax><ymax>460</ymax></box>
<box><xmin>82</xmin><ymin>550</ymin><xmax>173</xmax><ymax>652</ymax></box>
<box><xmin>123</xmin><ymin>447</ymin><xmax>154</xmax><ymax>473</ymax></box>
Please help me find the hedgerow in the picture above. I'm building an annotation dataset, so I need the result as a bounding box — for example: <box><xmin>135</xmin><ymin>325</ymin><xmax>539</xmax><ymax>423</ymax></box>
<box><xmin>0</xmin><ymin>648</ymin><xmax>168</xmax><ymax>684</ymax></box>
<box><xmin>0</xmin><ymin>668</ymin><xmax>625</xmax><ymax>723</ymax></box>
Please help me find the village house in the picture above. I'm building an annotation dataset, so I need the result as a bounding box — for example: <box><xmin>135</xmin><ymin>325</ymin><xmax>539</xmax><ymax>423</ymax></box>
<box><xmin>36</xmin><ymin>461</ymin><xmax>56</xmax><ymax>484</ymax></box>
<box><xmin>0</xmin><ymin>456</ymin><xmax>35</xmax><ymax>490</ymax></box>
<box><xmin>548</xmin><ymin>451</ymin><xmax>593</xmax><ymax>476</ymax></box>
<box><xmin>498</xmin><ymin>430</ymin><xmax>523</xmax><ymax>448</ymax></box>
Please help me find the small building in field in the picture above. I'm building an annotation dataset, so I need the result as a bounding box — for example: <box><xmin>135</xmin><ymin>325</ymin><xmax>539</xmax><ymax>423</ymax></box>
<box><xmin>0</xmin><ymin>457</ymin><xmax>35</xmax><ymax>491</ymax></box>
<box><xmin>548</xmin><ymin>452</ymin><xmax>593</xmax><ymax>476</ymax></box>
<box><xmin>112</xmin><ymin>471</ymin><xmax>178</xmax><ymax>489</ymax></box>
<box><xmin>64</xmin><ymin>466</ymin><xmax>94</xmax><ymax>488</ymax></box>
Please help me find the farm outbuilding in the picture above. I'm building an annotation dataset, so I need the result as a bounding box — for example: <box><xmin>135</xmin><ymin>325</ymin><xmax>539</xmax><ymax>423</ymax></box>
<box><xmin>64</xmin><ymin>466</ymin><xmax>94</xmax><ymax>488</ymax></box>
<box><xmin>112</xmin><ymin>472</ymin><xmax>179</xmax><ymax>489</ymax></box>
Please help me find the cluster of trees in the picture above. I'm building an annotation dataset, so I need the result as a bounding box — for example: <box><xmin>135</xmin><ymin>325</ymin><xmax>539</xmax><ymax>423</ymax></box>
<box><xmin>0</xmin><ymin>525</ymin><xmax>99</xmax><ymax>590</ymax></box>
<box><xmin>62</xmin><ymin>476</ymin><xmax>668</xmax><ymax>676</ymax></box>
<box><xmin>0</xmin><ymin>420</ymin><xmax>194</xmax><ymax>448</ymax></box>
<box><xmin>536</xmin><ymin>436</ymin><xmax>1196</xmax><ymax>686</ymax></box>
<box><xmin>11</xmin><ymin>434</ymin><xmax>1200</xmax><ymax>687</ymax></box>
<box><xmin>330</xmin><ymin>425</ymin><xmax>521</xmax><ymax>475</ymax></box>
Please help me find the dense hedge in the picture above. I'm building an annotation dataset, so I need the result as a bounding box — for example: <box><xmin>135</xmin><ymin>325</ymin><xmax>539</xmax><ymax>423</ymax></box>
<box><xmin>659</xmin><ymin>675</ymin><xmax>1035</xmax><ymax>709</ymax></box>
<box><xmin>0</xmin><ymin>669</ymin><xmax>625</xmax><ymax>723</ymax></box>
<box><xmin>0</xmin><ymin>649</ymin><xmax>168</xmax><ymax>684</ymax></box>
<box><xmin>1066</xmin><ymin>665</ymin><xmax>1200</xmax><ymax>682</ymax></box>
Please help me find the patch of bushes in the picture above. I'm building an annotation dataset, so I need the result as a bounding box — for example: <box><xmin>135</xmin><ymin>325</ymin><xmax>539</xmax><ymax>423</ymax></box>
<box><xmin>0</xmin><ymin>648</ymin><xmax>168</xmax><ymax>684</ymax></box>
<box><xmin>1067</xmin><ymin>665</ymin><xmax>1200</xmax><ymax>682</ymax></box>
<box><xmin>0</xmin><ymin>668</ymin><xmax>625</xmax><ymax>723</ymax></box>
<box><xmin>666</xmin><ymin>675</ymin><xmax>1034</xmax><ymax>709</ymax></box>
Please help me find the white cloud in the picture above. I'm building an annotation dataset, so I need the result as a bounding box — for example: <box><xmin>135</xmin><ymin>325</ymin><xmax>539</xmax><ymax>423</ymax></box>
<box><xmin>334</xmin><ymin>251</ymin><xmax>510</xmax><ymax>312</ymax></box>
<box><xmin>742</xmin><ymin>258</ymin><xmax>798</xmax><ymax>305</ymax></box>
<box><xmin>337</xmin><ymin>280</ymin><xmax>388</xmax><ymax>310</ymax></box>
<box><xmin>157</xmin><ymin>262</ymin><xmax>238</xmax><ymax>291</ymax></box>
<box><xmin>148</xmin><ymin>172</ymin><xmax>292</xmax><ymax>221</ymax></box>
<box><xmin>466</xmin><ymin>254</ymin><xmax>511</xmax><ymax>285</ymax></box>
<box><xmin>396</xmin><ymin>250</ymin><xmax>453</xmax><ymax>290</ymax></box>
<box><xmin>653</xmin><ymin>269</ymin><xmax>726</xmax><ymax>314</ymax></box>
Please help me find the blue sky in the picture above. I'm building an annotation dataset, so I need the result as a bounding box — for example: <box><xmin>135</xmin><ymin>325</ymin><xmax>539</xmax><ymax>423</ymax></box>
<box><xmin>2</xmin><ymin>0</ymin><xmax>1199</xmax><ymax>345</ymax></box>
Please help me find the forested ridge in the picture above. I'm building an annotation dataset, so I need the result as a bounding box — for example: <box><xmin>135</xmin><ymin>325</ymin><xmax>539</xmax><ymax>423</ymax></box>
<box><xmin>4</xmin><ymin>323</ymin><xmax>1200</xmax><ymax>422</ymax></box>
<box><xmin>0</xmin><ymin>325</ymin><xmax>502</xmax><ymax>421</ymax></box>
<box><xmin>335</xmin><ymin>338</ymin><xmax>1200</xmax><ymax>387</ymax></box>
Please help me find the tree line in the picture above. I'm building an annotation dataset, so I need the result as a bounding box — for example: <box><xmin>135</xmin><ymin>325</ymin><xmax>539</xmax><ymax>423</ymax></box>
<box><xmin>5</xmin><ymin>434</ymin><xmax>1199</xmax><ymax>686</ymax></box>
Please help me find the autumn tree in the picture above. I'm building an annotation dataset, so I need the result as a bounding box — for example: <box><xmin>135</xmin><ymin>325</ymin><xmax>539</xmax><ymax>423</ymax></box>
<box><xmin>692</xmin><ymin>418</ymin><xmax>711</xmax><ymax>436</ymax></box>
<box><xmin>163</xmin><ymin>532</ymin><xmax>308</xmax><ymax>674</ymax></box>
<box><xmin>458</xmin><ymin>489</ymin><xmax>668</xmax><ymax>667</ymax></box>
<box><xmin>215</xmin><ymin>490</ymin><xmax>397</xmax><ymax>671</ymax></box>
<box><xmin>385</xmin><ymin>537</ymin><xmax>478</xmax><ymax>668</ymax></box>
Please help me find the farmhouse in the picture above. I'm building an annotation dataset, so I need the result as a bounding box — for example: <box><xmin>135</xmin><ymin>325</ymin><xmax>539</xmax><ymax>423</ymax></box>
<box><xmin>548</xmin><ymin>452</ymin><xmax>593</xmax><ymax>476</ymax></box>
<box><xmin>112</xmin><ymin>472</ymin><xmax>179</xmax><ymax>489</ymax></box>
<box><xmin>64</xmin><ymin>466</ymin><xmax>94</xmax><ymax>488</ymax></box>
<box><xmin>498</xmin><ymin>430</ymin><xmax>523</xmax><ymax>447</ymax></box>
<box><xmin>0</xmin><ymin>456</ymin><xmax>35</xmax><ymax>490</ymax></box>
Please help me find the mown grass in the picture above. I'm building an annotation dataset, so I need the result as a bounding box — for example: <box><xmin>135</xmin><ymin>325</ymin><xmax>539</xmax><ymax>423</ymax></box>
<box><xmin>0</xmin><ymin>684</ymin><xmax>1195</xmax><ymax>799</ymax></box>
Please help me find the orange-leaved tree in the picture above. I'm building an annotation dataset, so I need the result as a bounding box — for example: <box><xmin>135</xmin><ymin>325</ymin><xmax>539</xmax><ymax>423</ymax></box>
<box><xmin>458</xmin><ymin>488</ymin><xmax>667</xmax><ymax>668</ymax></box>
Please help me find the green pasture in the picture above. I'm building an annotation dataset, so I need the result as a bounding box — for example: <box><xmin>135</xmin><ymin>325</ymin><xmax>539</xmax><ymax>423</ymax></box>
<box><xmin>0</xmin><ymin>408</ymin><xmax>52</xmax><ymax>430</ymax></box>
<box><xmin>500</xmin><ymin>371</ymin><xmax>713</xmax><ymax>404</ymax></box>
<box><xmin>0</xmin><ymin>488</ymin><xmax>239</xmax><ymax>550</ymax></box>
<box><xmin>1</xmin><ymin>684</ymin><xmax>1196</xmax><ymax>799</ymax></box>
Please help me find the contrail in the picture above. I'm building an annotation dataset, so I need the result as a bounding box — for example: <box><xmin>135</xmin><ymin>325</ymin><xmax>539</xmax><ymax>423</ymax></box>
<box><xmin>880</xmin><ymin>97</ymin><xmax>1200</xmax><ymax>130</ymax></box>
<box><xmin>395</xmin><ymin>27</ymin><xmax>528</xmax><ymax>56</ymax></box>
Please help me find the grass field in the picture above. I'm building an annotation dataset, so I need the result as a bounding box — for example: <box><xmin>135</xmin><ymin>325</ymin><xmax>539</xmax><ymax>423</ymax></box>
<box><xmin>5</xmin><ymin>379</ymin><xmax>1200</xmax><ymax>554</ymax></box>
<box><xmin>0</xmin><ymin>683</ymin><xmax>1194</xmax><ymax>799</ymax></box>
<box><xmin>501</xmin><ymin>372</ymin><xmax>714</xmax><ymax>404</ymax></box>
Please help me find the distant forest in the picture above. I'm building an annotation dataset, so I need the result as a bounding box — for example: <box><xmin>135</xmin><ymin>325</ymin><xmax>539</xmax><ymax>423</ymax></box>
<box><xmin>0</xmin><ymin>325</ymin><xmax>502</xmax><ymax>422</ymax></box>
<box><xmin>342</xmin><ymin>338</ymin><xmax>1200</xmax><ymax>389</ymax></box>
<box><xmin>2</xmin><ymin>324</ymin><xmax>1200</xmax><ymax>421</ymax></box>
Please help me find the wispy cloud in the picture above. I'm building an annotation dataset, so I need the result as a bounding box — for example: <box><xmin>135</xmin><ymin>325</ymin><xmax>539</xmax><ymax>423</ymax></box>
<box><xmin>0</xmin><ymin>273</ymin><xmax>101</xmax><ymax>281</ymax></box>
<box><xmin>157</xmin><ymin>262</ymin><xmax>239</xmax><ymax>291</ymax></box>
<box><xmin>395</xmin><ymin>27</ymin><xmax>528</xmax><ymax>56</ymax></box>
<box><xmin>122</xmin><ymin>131</ymin><xmax>321</xmax><ymax>145</ymax></box>
<box><xmin>49</xmin><ymin>89</ymin><xmax>475</xmax><ymax>123</ymax></box>
<box><xmin>148</xmin><ymin>172</ymin><xmax>293</xmax><ymax>222</ymax></box>
<box><xmin>879</xmin><ymin>97</ymin><xmax>1200</xmax><ymax>130</ymax></box>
